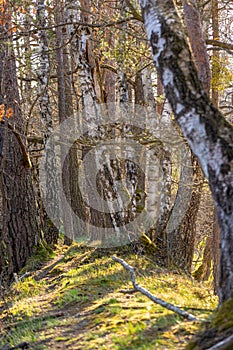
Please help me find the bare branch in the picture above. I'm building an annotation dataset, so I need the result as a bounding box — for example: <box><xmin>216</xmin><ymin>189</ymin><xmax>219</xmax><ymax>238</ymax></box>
<box><xmin>2</xmin><ymin>17</ymin><xmax>137</xmax><ymax>41</ymax></box>
<box><xmin>100</xmin><ymin>64</ymin><xmax>136</xmax><ymax>87</ymax></box>
<box><xmin>206</xmin><ymin>334</ymin><xmax>233</xmax><ymax>350</ymax></box>
<box><xmin>206</xmin><ymin>39</ymin><xmax>233</xmax><ymax>52</ymax></box>
<box><xmin>112</xmin><ymin>256</ymin><xmax>201</xmax><ymax>321</ymax></box>
<box><xmin>124</xmin><ymin>0</ymin><xmax>143</xmax><ymax>22</ymax></box>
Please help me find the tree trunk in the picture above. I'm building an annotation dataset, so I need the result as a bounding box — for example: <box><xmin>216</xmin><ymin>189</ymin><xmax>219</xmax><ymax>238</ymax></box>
<box><xmin>135</xmin><ymin>68</ymin><xmax>172</xmax><ymax>253</ymax></box>
<box><xmin>0</xmin><ymin>28</ymin><xmax>39</xmax><ymax>283</ymax></box>
<box><xmin>161</xmin><ymin>0</ymin><xmax>210</xmax><ymax>272</ymax></box>
<box><xmin>37</xmin><ymin>0</ymin><xmax>59</xmax><ymax>245</ymax></box>
<box><xmin>211</xmin><ymin>0</ymin><xmax>221</xmax><ymax>295</ymax></box>
<box><xmin>140</xmin><ymin>0</ymin><xmax>233</xmax><ymax>304</ymax></box>
<box><xmin>55</xmin><ymin>0</ymin><xmax>75</xmax><ymax>244</ymax></box>
<box><xmin>167</xmin><ymin>151</ymin><xmax>203</xmax><ymax>272</ymax></box>
<box><xmin>193</xmin><ymin>234</ymin><xmax>212</xmax><ymax>281</ymax></box>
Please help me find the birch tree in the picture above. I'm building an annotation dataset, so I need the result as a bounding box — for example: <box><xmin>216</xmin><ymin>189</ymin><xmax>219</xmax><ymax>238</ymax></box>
<box><xmin>37</xmin><ymin>0</ymin><xmax>59</xmax><ymax>245</ymax></box>
<box><xmin>140</xmin><ymin>0</ymin><xmax>233</xmax><ymax>303</ymax></box>
<box><xmin>211</xmin><ymin>0</ymin><xmax>221</xmax><ymax>293</ymax></box>
<box><xmin>165</xmin><ymin>0</ymin><xmax>211</xmax><ymax>272</ymax></box>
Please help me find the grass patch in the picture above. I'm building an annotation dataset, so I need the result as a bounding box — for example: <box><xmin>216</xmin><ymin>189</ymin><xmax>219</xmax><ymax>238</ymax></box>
<box><xmin>20</xmin><ymin>244</ymin><xmax>55</xmax><ymax>273</ymax></box>
<box><xmin>0</xmin><ymin>318</ymin><xmax>44</xmax><ymax>348</ymax></box>
<box><xmin>55</xmin><ymin>288</ymin><xmax>89</xmax><ymax>307</ymax></box>
<box><xmin>0</xmin><ymin>243</ymin><xmax>218</xmax><ymax>349</ymax></box>
<box><xmin>12</xmin><ymin>277</ymin><xmax>46</xmax><ymax>299</ymax></box>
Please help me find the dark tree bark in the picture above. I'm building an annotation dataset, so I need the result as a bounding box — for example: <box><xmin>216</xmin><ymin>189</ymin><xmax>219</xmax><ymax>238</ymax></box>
<box><xmin>55</xmin><ymin>0</ymin><xmax>76</xmax><ymax>245</ymax></box>
<box><xmin>167</xmin><ymin>152</ymin><xmax>203</xmax><ymax>272</ymax></box>
<box><xmin>211</xmin><ymin>0</ymin><xmax>221</xmax><ymax>295</ymax></box>
<box><xmin>182</xmin><ymin>0</ymin><xmax>211</xmax><ymax>94</ymax></box>
<box><xmin>140</xmin><ymin>0</ymin><xmax>233</xmax><ymax>304</ymax></box>
<box><xmin>0</xmin><ymin>28</ymin><xmax>39</xmax><ymax>283</ymax></box>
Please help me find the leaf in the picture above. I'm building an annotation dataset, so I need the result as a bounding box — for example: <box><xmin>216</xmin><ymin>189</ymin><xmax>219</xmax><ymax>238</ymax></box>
<box><xmin>6</xmin><ymin>107</ymin><xmax>13</xmax><ymax>118</ymax></box>
<box><xmin>0</xmin><ymin>104</ymin><xmax>5</xmax><ymax>122</ymax></box>
<box><xmin>0</xmin><ymin>105</ymin><xmax>13</xmax><ymax>121</ymax></box>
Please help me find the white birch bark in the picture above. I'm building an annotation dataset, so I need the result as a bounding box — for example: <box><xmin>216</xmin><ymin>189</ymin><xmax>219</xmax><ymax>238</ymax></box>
<box><xmin>140</xmin><ymin>0</ymin><xmax>233</xmax><ymax>303</ymax></box>
<box><xmin>37</xmin><ymin>0</ymin><xmax>59</xmax><ymax>244</ymax></box>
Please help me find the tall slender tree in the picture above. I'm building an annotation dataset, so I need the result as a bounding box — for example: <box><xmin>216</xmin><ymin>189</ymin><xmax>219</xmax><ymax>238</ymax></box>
<box><xmin>165</xmin><ymin>0</ymin><xmax>211</xmax><ymax>272</ymax></box>
<box><xmin>211</xmin><ymin>0</ymin><xmax>221</xmax><ymax>294</ymax></box>
<box><xmin>37</xmin><ymin>0</ymin><xmax>59</xmax><ymax>245</ymax></box>
<box><xmin>140</xmin><ymin>0</ymin><xmax>233</xmax><ymax>304</ymax></box>
<box><xmin>0</xmin><ymin>17</ymin><xmax>39</xmax><ymax>282</ymax></box>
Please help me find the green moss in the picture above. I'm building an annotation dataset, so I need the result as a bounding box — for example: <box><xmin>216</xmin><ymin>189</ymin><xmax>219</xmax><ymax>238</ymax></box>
<box><xmin>12</xmin><ymin>277</ymin><xmax>46</xmax><ymax>299</ymax></box>
<box><xmin>138</xmin><ymin>233</ymin><xmax>157</xmax><ymax>254</ymax></box>
<box><xmin>20</xmin><ymin>243</ymin><xmax>54</xmax><ymax>273</ymax></box>
<box><xmin>185</xmin><ymin>342</ymin><xmax>200</xmax><ymax>350</ymax></box>
<box><xmin>213</xmin><ymin>298</ymin><xmax>233</xmax><ymax>331</ymax></box>
<box><xmin>186</xmin><ymin>298</ymin><xmax>233</xmax><ymax>349</ymax></box>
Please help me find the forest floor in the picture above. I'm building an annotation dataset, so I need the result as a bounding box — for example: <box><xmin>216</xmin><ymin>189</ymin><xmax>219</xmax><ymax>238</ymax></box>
<box><xmin>0</xmin><ymin>241</ymin><xmax>218</xmax><ymax>349</ymax></box>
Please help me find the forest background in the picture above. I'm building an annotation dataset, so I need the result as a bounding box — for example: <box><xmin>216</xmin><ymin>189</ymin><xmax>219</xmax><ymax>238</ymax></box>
<box><xmin>0</xmin><ymin>0</ymin><xmax>233</xmax><ymax>348</ymax></box>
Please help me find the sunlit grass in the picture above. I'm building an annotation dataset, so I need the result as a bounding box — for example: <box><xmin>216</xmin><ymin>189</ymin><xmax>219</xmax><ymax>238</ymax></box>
<box><xmin>12</xmin><ymin>277</ymin><xmax>46</xmax><ymax>299</ymax></box>
<box><xmin>0</xmin><ymin>242</ymin><xmax>218</xmax><ymax>349</ymax></box>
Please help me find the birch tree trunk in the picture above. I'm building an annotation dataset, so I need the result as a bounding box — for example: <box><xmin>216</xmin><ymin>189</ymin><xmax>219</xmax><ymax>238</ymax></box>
<box><xmin>65</xmin><ymin>0</ymin><xmax>127</xmax><ymax>245</ymax></box>
<box><xmin>37</xmin><ymin>0</ymin><xmax>59</xmax><ymax>245</ymax></box>
<box><xmin>135</xmin><ymin>68</ymin><xmax>172</xmax><ymax>252</ymax></box>
<box><xmin>211</xmin><ymin>0</ymin><xmax>221</xmax><ymax>295</ymax></box>
<box><xmin>140</xmin><ymin>0</ymin><xmax>233</xmax><ymax>303</ymax></box>
<box><xmin>165</xmin><ymin>0</ymin><xmax>210</xmax><ymax>272</ymax></box>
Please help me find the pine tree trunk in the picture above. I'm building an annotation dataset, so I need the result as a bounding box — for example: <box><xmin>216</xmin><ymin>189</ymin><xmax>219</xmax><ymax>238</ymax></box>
<box><xmin>55</xmin><ymin>0</ymin><xmax>75</xmax><ymax>244</ymax></box>
<box><xmin>159</xmin><ymin>0</ymin><xmax>210</xmax><ymax>272</ymax></box>
<box><xmin>211</xmin><ymin>0</ymin><xmax>221</xmax><ymax>295</ymax></box>
<box><xmin>0</xmin><ymin>28</ymin><xmax>39</xmax><ymax>283</ymax></box>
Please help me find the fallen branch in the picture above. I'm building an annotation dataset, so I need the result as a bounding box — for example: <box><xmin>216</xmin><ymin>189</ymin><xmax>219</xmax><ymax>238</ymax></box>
<box><xmin>119</xmin><ymin>288</ymin><xmax>137</xmax><ymax>294</ymax></box>
<box><xmin>1</xmin><ymin>121</ymin><xmax>32</xmax><ymax>169</ymax></box>
<box><xmin>112</xmin><ymin>255</ymin><xmax>201</xmax><ymax>321</ymax></box>
<box><xmin>206</xmin><ymin>334</ymin><xmax>233</xmax><ymax>350</ymax></box>
<box><xmin>13</xmin><ymin>272</ymin><xmax>31</xmax><ymax>283</ymax></box>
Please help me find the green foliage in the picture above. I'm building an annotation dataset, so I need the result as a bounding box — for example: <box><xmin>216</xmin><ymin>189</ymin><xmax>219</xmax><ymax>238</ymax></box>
<box><xmin>213</xmin><ymin>298</ymin><xmax>233</xmax><ymax>331</ymax></box>
<box><xmin>55</xmin><ymin>288</ymin><xmax>89</xmax><ymax>307</ymax></box>
<box><xmin>212</xmin><ymin>56</ymin><xmax>233</xmax><ymax>91</ymax></box>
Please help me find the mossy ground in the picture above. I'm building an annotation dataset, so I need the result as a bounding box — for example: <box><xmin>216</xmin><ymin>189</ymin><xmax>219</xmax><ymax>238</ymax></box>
<box><xmin>0</xmin><ymin>242</ymin><xmax>217</xmax><ymax>349</ymax></box>
<box><xmin>187</xmin><ymin>297</ymin><xmax>233</xmax><ymax>350</ymax></box>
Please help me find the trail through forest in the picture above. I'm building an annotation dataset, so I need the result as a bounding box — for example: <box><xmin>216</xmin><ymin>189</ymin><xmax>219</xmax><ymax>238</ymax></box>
<box><xmin>0</xmin><ymin>243</ymin><xmax>218</xmax><ymax>349</ymax></box>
